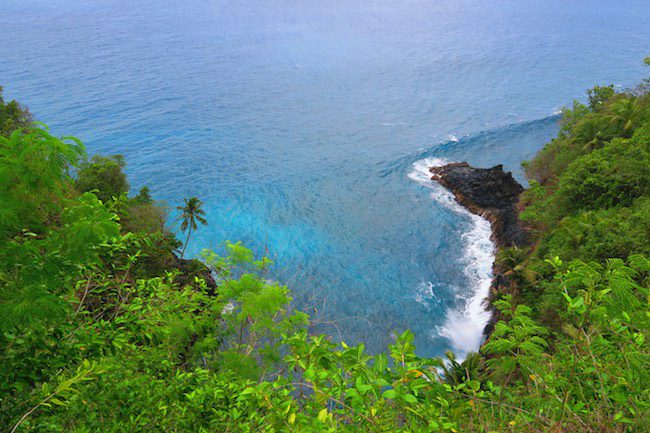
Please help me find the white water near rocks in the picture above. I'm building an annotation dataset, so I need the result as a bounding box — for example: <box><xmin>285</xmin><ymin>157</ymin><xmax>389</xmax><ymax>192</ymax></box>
<box><xmin>408</xmin><ymin>157</ymin><xmax>495</xmax><ymax>356</ymax></box>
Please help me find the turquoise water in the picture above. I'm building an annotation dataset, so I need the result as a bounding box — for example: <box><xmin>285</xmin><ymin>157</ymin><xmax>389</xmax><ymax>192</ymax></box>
<box><xmin>1</xmin><ymin>0</ymin><xmax>649</xmax><ymax>356</ymax></box>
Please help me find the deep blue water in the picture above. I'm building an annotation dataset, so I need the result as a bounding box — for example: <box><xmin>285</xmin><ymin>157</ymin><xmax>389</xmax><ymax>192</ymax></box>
<box><xmin>1</xmin><ymin>0</ymin><xmax>649</xmax><ymax>356</ymax></box>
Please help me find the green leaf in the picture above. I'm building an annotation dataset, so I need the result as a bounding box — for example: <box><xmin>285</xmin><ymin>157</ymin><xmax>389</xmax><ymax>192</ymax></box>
<box><xmin>317</xmin><ymin>408</ymin><xmax>328</xmax><ymax>423</ymax></box>
<box><xmin>403</xmin><ymin>394</ymin><xmax>418</xmax><ymax>404</ymax></box>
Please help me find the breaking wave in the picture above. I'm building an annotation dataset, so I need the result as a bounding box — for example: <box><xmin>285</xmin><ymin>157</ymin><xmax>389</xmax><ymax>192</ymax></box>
<box><xmin>408</xmin><ymin>157</ymin><xmax>495</xmax><ymax>356</ymax></box>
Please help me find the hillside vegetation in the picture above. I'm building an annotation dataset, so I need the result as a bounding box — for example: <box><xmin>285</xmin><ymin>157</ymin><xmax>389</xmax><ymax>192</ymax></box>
<box><xmin>1</xmin><ymin>62</ymin><xmax>649</xmax><ymax>432</ymax></box>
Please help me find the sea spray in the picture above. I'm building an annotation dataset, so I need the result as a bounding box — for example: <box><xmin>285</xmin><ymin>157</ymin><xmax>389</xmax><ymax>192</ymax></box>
<box><xmin>413</xmin><ymin>281</ymin><xmax>440</xmax><ymax>311</ymax></box>
<box><xmin>408</xmin><ymin>157</ymin><xmax>495</xmax><ymax>356</ymax></box>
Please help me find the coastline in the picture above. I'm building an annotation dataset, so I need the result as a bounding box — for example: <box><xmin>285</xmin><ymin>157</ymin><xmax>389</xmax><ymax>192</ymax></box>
<box><xmin>429</xmin><ymin>162</ymin><xmax>529</xmax><ymax>339</ymax></box>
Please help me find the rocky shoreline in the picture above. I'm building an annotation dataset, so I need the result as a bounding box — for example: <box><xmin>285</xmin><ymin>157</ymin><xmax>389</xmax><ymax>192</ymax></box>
<box><xmin>429</xmin><ymin>162</ymin><xmax>528</xmax><ymax>337</ymax></box>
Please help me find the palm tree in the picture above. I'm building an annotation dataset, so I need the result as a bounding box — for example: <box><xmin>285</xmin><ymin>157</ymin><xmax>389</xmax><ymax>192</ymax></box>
<box><xmin>435</xmin><ymin>351</ymin><xmax>482</xmax><ymax>386</ymax></box>
<box><xmin>176</xmin><ymin>197</ymin><xmax>208</xmax><ymax>259</ymax></box>
<box><xmin>608</xmin><ymin>97</ymin><xmax>643</xmax><ymax>137</ymax></box>
<box><xmin>571</xmin><ymin>116</ymin><xmax>608</xmax><ymax>151</ymax></box>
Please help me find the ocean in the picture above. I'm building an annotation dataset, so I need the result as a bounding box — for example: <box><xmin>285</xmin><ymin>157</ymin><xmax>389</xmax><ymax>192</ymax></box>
<box><xmin>1</xmin><ymin>0</ymin><xmax>648</xmax><ymax>357</ymax></box>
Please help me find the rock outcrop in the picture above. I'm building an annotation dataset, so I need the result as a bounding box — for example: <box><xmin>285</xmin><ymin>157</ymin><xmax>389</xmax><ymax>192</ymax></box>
<box><xmin>429</xmin><ymin>162</ymin><xmax>527</xmax><ymax>248</ymax></box>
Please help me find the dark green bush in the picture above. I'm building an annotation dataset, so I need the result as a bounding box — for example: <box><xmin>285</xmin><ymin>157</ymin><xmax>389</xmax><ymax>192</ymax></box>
<box><xmin>76</xmin><ymin>155</ymin><xmax>129</xmax><ymax>203</ymax></box>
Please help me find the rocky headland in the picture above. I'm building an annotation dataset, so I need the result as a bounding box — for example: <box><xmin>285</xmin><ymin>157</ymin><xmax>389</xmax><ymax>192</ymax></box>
<box><xmin>429</xmin><ymin>162</ymin><xmax>529</xmax><ymax>336</ymax></box>
<box><xmin>430</xmin><ymin>162</ymin><xmax>528</xmax><ymax>248</ymax></box>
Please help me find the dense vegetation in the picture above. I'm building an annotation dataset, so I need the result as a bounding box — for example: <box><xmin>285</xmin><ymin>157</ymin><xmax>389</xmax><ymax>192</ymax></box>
<box><xmin>1</xmin><ymin>62</ymin><xmax>648</xmax><ymax>432</ymax></box>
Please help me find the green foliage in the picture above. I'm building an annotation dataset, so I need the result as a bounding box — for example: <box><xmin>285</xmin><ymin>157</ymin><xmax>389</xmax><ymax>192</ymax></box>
<box><xmin>436</xmin><ymin>351</ymin><xmax>482</xmax><ymax>387</ymax></box>
<box><xmin>75</xmin><ymin>154</ymin><xmax>129</xmax><ymax>203</ymax></box>
<box><xmin>0</xmin><ymin>126</ymin><xmax>85</xmax><ymax>237</ymax></box>
<box><xmin>0</xmin><ymin>86</ymin><xmax>32</xmax><ymax>136</ymax></box>
<box><xmin>483</xmin><ymin>296</ymin><xmax>549</xmax><ymax>382</ymax></box>
<box><xmin>120</xmin><ymin>195</ymin><xmax>168</xmax><ymax>234</ymax></box>
<box><xmin>73</xmin><ymin>153</ymin><xmax>178</xmax><ymax>276</ymax></box>
<box><xmin>506</xmin><ymin>68</ymin><xmax>650</xmax><ymax>430</ymax></box>
<box><xmin>521</xmin><ymin>70</ymin><xmax>650</xmax><ymax>264</ymax></box>
<box><xmin>553</xmin><ymin>135</ymin><xmax>649</xmax><ymax>213</ymax></box>
<box><xmin>587</xmin><ymin>84</ymin><xmax>616</xmax><ymax>110</ymax></box>
<box><xmin>537</xmin><ymin>197</ymin><xmax>650</xmax><ymax>262</ymax></box>
<box><xmin>522</xmin><ymin>102</ymin><xmax>594</xmax><ymax>185</ymax></box>
<box><xmin>132</xmin><ymin>185</ymin><xmax>153</xmax><ymax>204</ymax></box>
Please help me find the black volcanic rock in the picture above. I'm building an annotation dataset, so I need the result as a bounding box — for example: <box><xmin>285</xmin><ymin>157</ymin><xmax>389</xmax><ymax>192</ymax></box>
<box><xmin>173</xmin><ymin>254</ymin><xmax>218</xmax><ymax>295</ymax></box>
<box><xmin>429</xmin><ymin>162</ymin><xmax>528</xmax><ymax>247</ymax></box>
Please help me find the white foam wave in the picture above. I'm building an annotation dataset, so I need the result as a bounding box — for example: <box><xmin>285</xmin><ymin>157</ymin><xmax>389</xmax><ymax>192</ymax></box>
<box><xmin>408</xmin><ymin>157</ymin><xmax>495</xmax><ymax>356</ymax></box>
<box><xmin>446</xmin><ymin>134</ymin><xmax>459</xmax><ymax>142</ymax></box>
<box><xmin>407</xmin><ymin>157</ymin><xmax>459</xmax><ymax>210</ymax></box>
<box><xmin>414</xmin><ymin>281</ymin><xmax>440</xmax><ymax>311</ymax></box>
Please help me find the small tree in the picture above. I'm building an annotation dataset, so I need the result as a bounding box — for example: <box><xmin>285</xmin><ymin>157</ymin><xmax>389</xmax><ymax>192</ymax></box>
<box><xmin>176</xmin><ymin>197</ymin><xmax>207</xmax><ymax>259</ymax></box>
<box><xmin>586</xmin><ymin>85</ymin><xmax>615</xmax><ymax>111</ymax></box>
<box><xmin>0</xmin><ymin>86</ymin><xmax>32</xmax><ymax>137</ymax></box>
<box><xmin>75</xmin><ymin>155</ymin><xmax>129</xmax><ymax>203</ymax></box>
